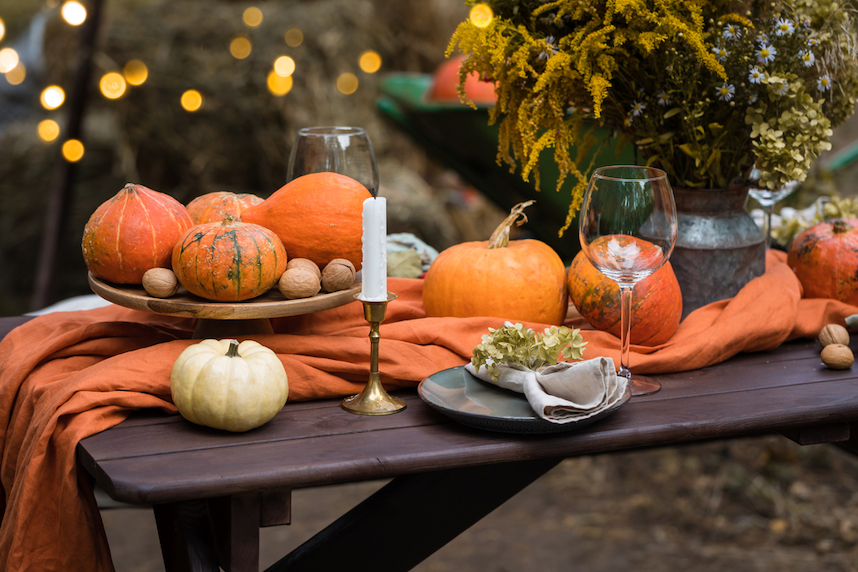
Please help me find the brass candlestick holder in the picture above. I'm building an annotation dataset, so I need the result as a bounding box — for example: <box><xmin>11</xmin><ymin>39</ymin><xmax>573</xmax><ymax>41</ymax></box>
<box><xmin>342</xmin><ymin>292</ymin><xmax>406</xmax><ymax>415</ymax></box>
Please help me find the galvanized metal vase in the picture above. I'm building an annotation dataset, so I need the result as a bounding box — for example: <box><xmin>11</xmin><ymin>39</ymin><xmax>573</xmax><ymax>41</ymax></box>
<box><xmin>671</xmin><ymin>185</ymin><xmax>766</xmax><ymax>318</ymax></box>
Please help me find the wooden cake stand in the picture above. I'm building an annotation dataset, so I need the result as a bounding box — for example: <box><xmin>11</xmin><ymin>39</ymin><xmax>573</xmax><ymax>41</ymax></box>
<box><xmin>88</xmin><ymin>272</ymin><xmax>362</xmax><ymax>339</ymax></box>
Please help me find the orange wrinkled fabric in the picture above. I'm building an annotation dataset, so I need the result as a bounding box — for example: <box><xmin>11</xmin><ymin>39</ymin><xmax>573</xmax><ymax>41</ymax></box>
<box><xmin>1</xmin><ymin>261</ymin><xmax>857</xmax><ymax>571</ymax></box>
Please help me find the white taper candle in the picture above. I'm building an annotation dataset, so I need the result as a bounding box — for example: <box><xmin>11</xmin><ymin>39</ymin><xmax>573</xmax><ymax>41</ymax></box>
<box><xmin>359</xmin><ymin>196</ymin><xmax>387</xmax><ymax>301</ymax></box>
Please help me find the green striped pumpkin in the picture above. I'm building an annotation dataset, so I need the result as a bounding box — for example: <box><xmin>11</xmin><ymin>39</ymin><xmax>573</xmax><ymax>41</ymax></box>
<box><xmin>172</xmin><ymin>216</ymin><xmax>287</xmax><ymax>301</ymax></box>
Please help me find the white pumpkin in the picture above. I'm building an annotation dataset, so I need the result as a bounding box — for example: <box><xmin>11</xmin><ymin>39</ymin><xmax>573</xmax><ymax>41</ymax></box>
<box><xmin>170</xmin><ymin>338</ymin><xmax>289</xmax><ymax>432</ymax></box>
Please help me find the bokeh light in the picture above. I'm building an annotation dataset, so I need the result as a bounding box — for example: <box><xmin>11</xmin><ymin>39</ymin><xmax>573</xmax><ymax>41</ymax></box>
<box><xmin>336</xmin><ymin>72</ymin><xmax>358</xmax><ymax>95</ymax></box>
<box><xmin>359</xmin><ymin>51</ymin><xmax>382</xmax><ymax>73</ymax></box>
<box><xmin>62</xmin><ymin>139</ymin><xmax>84</xmax><ymax>162</ymax></box>
<box><xmin>100</xmin><ymin>72</ymin><xmax>126</xmax><ymax>99</ymax></box>
<box><xmin>181</xmin><ymin>89</ymin><xmax>203</xmax><ymax>112</ymax></box>
<box><xmin>0</xmin><ymin>47</ymin><xmax>19</xmax><ymax>73</ymax></box>
<box><xmin>230</xmin><ymin>36</ymin><xmax>252</xmax><ymax>59</ymax></box>
<box><xmin>5</xmin><ymin>63</ymin><xmax>25</xmax><ymax>85</ymax></box>
<box><xmin>273</xmin><ymin>56</ymin><xmax>295</xmax><ymax>77</ymax></box>
<box><xmin>284</xmin><ymin>28</ymin><xmax>303</xmax><ymax>47</ymax></box>
<box><xmin>41</xmin><ymin>86</ymin><xmax>65</xmax><ymax>110</ymax></box>
<box><xmin>469</xmin><ymin>3</ymin><xmax>494</xmax><ymax>28</ymax></box>
<box><xmin>61</xmin><ymin>1</ymin><xmax>87</xmax><ymax>26</ymax></box>
<box><xmin>38</xmin><ymin>119</ymin><xmax>60</xmax><ymax>142</ymax></box>
<box><xmin>123</xmin><ymin>60</ymin><xmax>148</xmax><ymax>86</ymax></box>
<box><xmin>243</xmin><ymin>7</ymin><xmax>263</xmax><ymax>27</ymax></box>
<box><xmin>267</xmin><ymin>71</ymin><xmax>293</xmax><ymax>96</ymax></box>
<box><xmin>0</xmin><ymin>18</ymin><xmax>5</xmax><ymax>42</ymax></box>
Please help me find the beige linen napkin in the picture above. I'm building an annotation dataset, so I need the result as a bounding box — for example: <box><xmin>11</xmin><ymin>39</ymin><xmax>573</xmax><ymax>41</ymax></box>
<box><xmin>464</xmin><ymin>358</ymin><xmax>627</xmax><ymax>424</ymax></box>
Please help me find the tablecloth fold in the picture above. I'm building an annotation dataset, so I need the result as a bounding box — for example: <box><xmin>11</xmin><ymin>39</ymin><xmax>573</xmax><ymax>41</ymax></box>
<box><xmin>1</xmin><ymin>254</ymin><xmax>857</xmax><ymax>570</ymax></box>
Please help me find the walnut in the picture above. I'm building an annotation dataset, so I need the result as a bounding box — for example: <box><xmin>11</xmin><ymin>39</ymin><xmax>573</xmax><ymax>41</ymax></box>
<box><xmin>818</xmin><ymin>324</ymin><xmax>850</xmax><ymax>347</ymax></box>
<box><xmin>321</xmin><ymin>259</ymin><xmax>356</xmax><ymax>292</ymax></box>
<box><xmin>142</xmin><ymin>268</ymin><xmax>179</xmax><ymax>298</ymax></box>
<box><xmin>286</xmin><ymin>258</ymin><xmax>321</xmax><ymax>279</ymax></box>
<box><xmin>821</xmin><ymin>343</ymin><xmax>854</xmax><ymax>370</ymax></box>
<box><xmin>279</xmin><ymin>267</ymin><xmax>321</xmax><ymax>299</ymax></box>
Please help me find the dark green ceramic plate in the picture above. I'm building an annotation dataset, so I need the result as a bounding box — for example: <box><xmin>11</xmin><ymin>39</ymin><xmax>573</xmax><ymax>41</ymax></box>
<box><xmin>417</xmin><ymin>366</ymin><xmax>631</xmax><ymax>434</ymax></box>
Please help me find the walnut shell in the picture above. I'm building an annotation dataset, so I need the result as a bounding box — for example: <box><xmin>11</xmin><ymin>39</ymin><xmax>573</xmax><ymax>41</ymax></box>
<box><xmin>286</xmin><ymin>258</ymin><xmax>321</xmax><ymax>279</ymax></box>
<box><xmin>321</xmin><ymin>259</ymin><xmax>356</xmax><ymax>292</ymax></box>
<box><xmin>821</xmin><ymin>343</ymin><xmax>854</xmax><ymax>370</ymax></box>
<box><xmin>819</xmin><ymin>324</ymin><xmax>850</xmax><ymax>347</ymax></box>
<box><xmin>279</xmin><ymin>267</ymin><xmax>321</xmax><ymax>299</ymax></box>
<box><xmin>142</xmin><ymin>268</ymin><xmax>179</xmax><ymax>298</ymax></box>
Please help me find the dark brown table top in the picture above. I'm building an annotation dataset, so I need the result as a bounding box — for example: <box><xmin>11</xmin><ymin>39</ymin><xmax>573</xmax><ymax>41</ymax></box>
<box><xmin>75</xmin><ymin>336</ymin><xmax>858</xmax><ymax>506</ymax></box>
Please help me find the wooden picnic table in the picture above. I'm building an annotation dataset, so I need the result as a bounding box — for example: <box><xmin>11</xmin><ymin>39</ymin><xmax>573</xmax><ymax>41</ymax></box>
<box><xmin>3</xmin><ymin>315</ymin><xmax>858</xmax><ymax>571</ymax></box>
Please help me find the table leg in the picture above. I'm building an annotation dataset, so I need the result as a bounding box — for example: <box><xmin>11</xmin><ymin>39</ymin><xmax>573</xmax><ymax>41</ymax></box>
<box><xmin>153</xmin><ymin>501</ymin><xmax>219</xmax><ymax>572</ymax></box>
<box><xmin>267</xmin><ymin>456</ymin><xmax>562</xmax><ymax>572</ymax></box>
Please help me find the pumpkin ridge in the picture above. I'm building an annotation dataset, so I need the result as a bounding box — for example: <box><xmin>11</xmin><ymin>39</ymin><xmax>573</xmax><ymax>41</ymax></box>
<box><xmin>114</xmin><ymin>190</ymin><xmax>134</xmax><ymax>274</ymax></box>
<box><xmin>247</xmin><ymin>230</ymin><xmax>264</xmax><ymax>295</ymax></box>
<box><xmin>134</xmin><ymin>193</ymin><xmax>160</xmax><ymax>271</ymax></box>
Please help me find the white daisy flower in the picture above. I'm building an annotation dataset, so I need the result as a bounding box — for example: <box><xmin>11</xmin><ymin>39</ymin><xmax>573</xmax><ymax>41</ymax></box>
<box><xmin>757</xmin><ymin>32</ymin><xmax>769</xmax><ymax>44</ymax></box>
<box><xmin>716</xmin><ymin>83</ymin><xmax>736</xmax><ymax>101</ymax></box>
<box><xmin>800</xmin><ymin>50</ymin><xmax>815</xmax><ymax>67</ymax></box>
<box><xmin>774</xmin><ymin>18</ymin><xmax>794</xmax><ymax>36</ymax></box>
<box><xmin>623</xmin><ymin>116</ymin><xmax>633</xmax><ymax>127</ymax></box>
<box><xmin>630</xmin><ymin>101</ymin><xmax>646</xmax><ymax>116</ymax></box>
<box><xmin>749</xmin><ymin>92</ymin><xmax>759</xmax><ymax>104</ymax></box>
<box><xmin>774</xmin><ymin>81</ymin><xmax>789</xmax><ymax>96</ymax></box>
<box><xmin>818</xmin><ymin>74</ymin><xmax>831</xmax><ymax>91</ymax></box>
<box><xmin>748</xmin><ymin>66</ymin><xmax>763</xmax><ymax>84</ymax></box>
<box><xmin>808</xmin><ymin>38</ymin><xmax>819</xmax><ymax>47</ymax></box>
<box><xmin>722</xmin><ymin>24</ymin><xmax>741</xmax><ymax>40</ymax></box>
<box><xmin>712</xmin><ymin>45</ymin><xmax>729</xmax><ymax>62</ymax></box>
<box><xmin>756</xmin><ymin>42</ymin><xmax>776</xmax><ymax>64</ymax></box>
<box><xmin>657</xmin><ymin>90</ymin><xmax>670</xmax><ymax>106</ymax></box>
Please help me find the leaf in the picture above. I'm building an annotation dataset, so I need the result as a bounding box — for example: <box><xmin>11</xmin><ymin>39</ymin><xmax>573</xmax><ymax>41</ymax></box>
<box><xmin>678</xmin><ymin>144</ymin><xmax>699</xmax><ymax>158</ymax></box>
<box><xmin>635</xmin><ymin>137</ymin><xmax>654</xmax><ymax>145</ymax></box>
<box><xmin>663</xmin><ymin>108</ymin><xmax>682</xmax><ymax>119</ymax></box>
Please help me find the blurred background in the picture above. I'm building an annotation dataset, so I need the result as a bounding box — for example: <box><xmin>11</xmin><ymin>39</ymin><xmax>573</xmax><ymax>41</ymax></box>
<box><xmin>2</xmin><ymin>1</ymin><xmax>858</xmax><ymax>570</ymax></box>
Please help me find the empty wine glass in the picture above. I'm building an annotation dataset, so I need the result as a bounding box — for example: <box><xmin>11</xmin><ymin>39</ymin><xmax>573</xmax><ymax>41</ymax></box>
<box><xmin>579</xmin><ymin>166</ymin><xmax>677</xmax><ymax>396</ymax></box>
<box><xmin>746</xmin><ymin>165</ymin><xmax>800</xmax><ymax>248</ymax></box>
<box><xmin>287</xmin><ymin>126</ymin><xmax>379</xmax><ymax>196</ymax></box>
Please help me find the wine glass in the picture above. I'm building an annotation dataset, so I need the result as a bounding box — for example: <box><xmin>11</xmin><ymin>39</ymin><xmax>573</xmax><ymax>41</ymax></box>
<box><xmin>578</xmin><ymin>165</ymin><xmax>677</xmax><ymax>396</ymax></box>
<box><xmin>746</xmin><ymin>165</ymin><xmax>799</xmax><ymax>249</ymax></box>
<box><xmin>287</xmin><ymin>126</ymin><xmax>379</xmax><ymax>196</ymax></box>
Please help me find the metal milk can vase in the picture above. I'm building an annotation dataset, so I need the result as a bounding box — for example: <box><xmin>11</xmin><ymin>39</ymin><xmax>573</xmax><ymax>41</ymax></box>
<box><xmin>670</xmin><ymin>185</ymin><xmax>766</xmax><ymax>318</ymax></box>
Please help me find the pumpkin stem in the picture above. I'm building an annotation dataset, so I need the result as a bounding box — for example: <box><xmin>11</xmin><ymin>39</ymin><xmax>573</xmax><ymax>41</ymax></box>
<box><xmin>226</xmin><ymin>339</ymin><xmax>241</xmax><ymax>358</ymax></box>
<box><xmin>222</xmin><ymin>213</ymin><xmax>236</xmax><ymax>226</ymax></box>
<box><xmin>488</xmin><ymin>200</ymin><xmax>535</xmax><ymax>249</ymax></box>
<box><xmin>833</xmin><ymin>218</ymin><xmax>850</xmax><ymax>235</ymax></box>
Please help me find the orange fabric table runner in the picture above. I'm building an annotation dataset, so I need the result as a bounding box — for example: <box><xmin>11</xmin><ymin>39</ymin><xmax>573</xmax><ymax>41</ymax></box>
<box><xmin>1</xmin><ymin>250</ymin><xmax>857</xmax><ymax>571</ymax></box>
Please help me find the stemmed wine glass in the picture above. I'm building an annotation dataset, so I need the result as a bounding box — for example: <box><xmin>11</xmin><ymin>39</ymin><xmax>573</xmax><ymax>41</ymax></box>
<box><xmin>287</xmin><ymin>126</ymin><xmax>379</xmax><ymax>196</ymax></box>
<box><xmin>578</xmin><ymin>166</ymin><xmax>677</xmax><ymax>396</ymax></box>
<box><xmin>746</xmin><ymin>164</ymin><xmax>799</xmax><ymax>249</ymax></box>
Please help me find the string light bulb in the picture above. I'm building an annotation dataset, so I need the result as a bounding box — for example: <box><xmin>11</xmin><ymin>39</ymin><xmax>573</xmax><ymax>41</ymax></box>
<box><xmin>100</xmin><ymin>72</ymin><xmax>126</xmax><ymax>99</ymax></box>
<box><xmin>181</xmin><ymin>90</ymin><xmax>203</xmax><ymax>112</ymax></box>
<box><xmin>336</xmin><ymin>72</ymin><xmax>358</xmax><ymax>95</ymax></box>
<box><xmin>38</xmin><ymin>119</ymin><xmax>60</xmax><ymax>142</ymax></box>
<box><xmin>359</xmin><ymin>51</ymin><xmax>382</xmax><ymax>73</ymax></box>
<box><xmin>284</xmin><ymin>28</ymin><xmax>303</xmax><ymax>47</ymax></box>
<box><xmin>0</xmin><ymin>18</ymin><xmax>5</xmax><ymax>42</ymax></box>
<box><xmin>0</xmin><ymin>47</ymin><xmax>19</xmax><ymax>73</ymax></box>
<box><xmin>469</xmin><ymin>3</ymin><xmax>493</xmax><ymax>28</ymax></box>
<box><xmin>267</xmin><ymin>71</ymin><xmax>293</xmax><ymax>96</ymax></box>
<box><xmin>230</xmin><ymin>36</ymin><xmax>252</xmax><ymax>59</ymax></box>
<box><xmin>61</xmin><ymin>1</ymin><xmax>87</xmax><ymax>26</ymax></box>
<box><xmin>5</xmin><ymin>63</ymin><xmax>25</xmax><ymax>85</ymax></box>
<box><xmin>123</xmin><ymin>60</ymin><xmax>148</xmax><ymax>86</ymax></box>
<box><xmin>41</xmin><ymin>86</ymin><xmax>65</xmax><ymax>110</ymax></box>
<box><xmin>243</xmin><ymin>7</ymin><xmax>263</xmax><ymax>27</ymax></box>
<box><xmin>273</xmin><ymin>56</ymin><xmax>295</xmax><ymax>77</ymax></box>
<box><xmin>62</xmin><ymin>139</ymin><xmax>85</xmax><ymax>162</ymax></box>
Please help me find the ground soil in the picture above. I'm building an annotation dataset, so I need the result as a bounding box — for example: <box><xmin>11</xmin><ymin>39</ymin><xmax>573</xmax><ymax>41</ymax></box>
<box><xmin>101</xmin><ymin>435</ymin><xmax>858</xmax><ymax>571</ymax></box>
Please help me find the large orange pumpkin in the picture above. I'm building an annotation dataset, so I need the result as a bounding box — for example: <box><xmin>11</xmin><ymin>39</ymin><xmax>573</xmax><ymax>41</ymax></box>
<box><xmin>186</xmin><ymin>191</ymin><xmax>263</xmax><ymax>224</ymax></box>
<box><xmin>82</xmin><ymin>183</ymin><xmax>194</xmax><ymax>284</ymax></box>
<box><xmin>172</xmin><ymin>216</ymin><xmax>287</xmax><ymax>301</ymax></box>
<box><xmin>568</xmin><ymin>250</ymin><xmax>682</xmax><ymax>346</ymax></box>
<box><xmin>241</xmin><ymin>173</ymin><xmax>371</xmax><ymax>270</ymax></box>
<box><xmin>787</xmin><ymin>218</ymin><xmax>858</xmax><ymax>304</ymax></box>
<box><xmin>422</xmin><ymin>201</ymin><xmax>568</xmax><ymax>325</ymax></box>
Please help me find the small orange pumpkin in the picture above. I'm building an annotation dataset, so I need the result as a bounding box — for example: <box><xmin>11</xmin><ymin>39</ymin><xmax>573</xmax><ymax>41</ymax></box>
<box><xmin>241</xmin><ymin>173</ymin><xmax>371</xmax><ymax>270</ymax></box>
<box><xmin>787</xmin><ymin>218</ymin><xmax>858</xmax><ymax>304</ymax></box>
<box><xmin>422</xmin><ymin>201</ymin><xmax>568</xmax><ymax>325</ymax></box>
<box><xmin>568</xmin><ymin>250</ymin><xmax>682</xmax><ymax>346</ymax></box>
<box><xmin>186</xmin><ymin>191</ymin><xmax>264</xmax><ymax>224</ymax></box>
<box><xmin>427</xmin><ymin>55</ymin><xmax>497</xmax><ymax>105</ymax></box>
<box><xmin>82</xmin><ymin>183</ymin><xmax>194</xmax><ymax>284</ymax></box>
<box><xmin>172</xmin><ymin>216</ymin><xmax>287</xmax><ymax>301</ymax></box>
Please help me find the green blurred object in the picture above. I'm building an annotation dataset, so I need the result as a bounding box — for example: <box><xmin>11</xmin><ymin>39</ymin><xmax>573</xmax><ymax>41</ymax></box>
<box><xmin>376</xmin><ymin>73</ymin><xmax>636</xmax><ymax>261</ymax></box>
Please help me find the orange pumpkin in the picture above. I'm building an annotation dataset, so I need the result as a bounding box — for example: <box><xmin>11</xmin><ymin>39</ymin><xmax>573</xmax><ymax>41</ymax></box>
<box><xmin>422</xmin><ymin>201</ymin><xmax>568</xmax><ymax>325</ymax></box>
<box><xmin>172</xmin><ymin>216</ymin><xmax>287</xmax><ymax>301</ymax></box>
<box><xmin>427</xmin><ymin>55</ymin><xmax>497</xmax><ymax>105</ymax></box>
<box><xmin>186</xmin><ymin>191</ymin><xmax>263</xmax><ymax>224</ymax></box>
<box><xmin>241</xmin><ymin>172</ymin><xmax>371</xmax><ymax>270</ymax></box>
<box><xmin>568</xmin><ymin>250</ymin><xmax>682</xmax><ymax>346</ymax></box>
<box><xmin>787</xmin><ymin>218</ymin><xmax>858</xmax><ymax>304</ymax></box>
<box><xmin>82</xmin><ymin>183</ymin><xmax>194</xmax><ymax>284</ymax></box>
